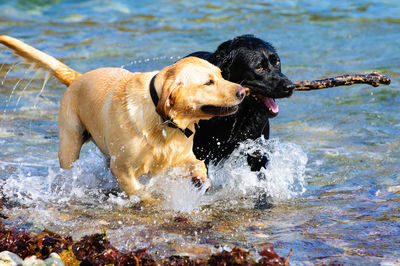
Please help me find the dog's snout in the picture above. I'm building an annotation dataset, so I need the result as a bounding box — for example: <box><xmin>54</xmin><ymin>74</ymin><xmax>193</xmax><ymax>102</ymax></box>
<box><xmin>284</xmin><ymin>80</ymin><xmax>295</xmax><ymax>90</ymax></box>
<box><xmin>235</xmin><ymin>87</ymin><xmax>246</xmax><ymax>100</ymax></box>
<box><xmin>281</xmin><ymin>81</ymin><xmax>294</xmax><ymax>97</ymax></box>
<box><xmin>284</xmin><ymin>82</ymin><xmax>295</xmax><ymax>93</ymax></box>
<box><xmin>276</xmin><ymin>72</ymin><xmax>295</xmax><ymax>96</ymax></box>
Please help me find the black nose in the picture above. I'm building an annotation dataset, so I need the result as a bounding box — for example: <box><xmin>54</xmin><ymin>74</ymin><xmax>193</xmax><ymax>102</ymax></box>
<box><xmin>236</xmin><ymin>87</ymin><xmax>246</xmax><ymax>100</ymax></box>
<box><xmin>284</xmin><ymin>81</ymin><xmax>295</xmax><ymax>91</ymax></box>
<box><xmin>279</xmin><ymin>78</ymin><xmax>295</xmax><ymax>96</ymax></box>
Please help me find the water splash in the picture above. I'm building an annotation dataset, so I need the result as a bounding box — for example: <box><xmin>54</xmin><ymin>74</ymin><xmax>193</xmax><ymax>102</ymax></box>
<box><xmin>146</xmin><ymin>138</ymin><xmax>308</xmax><ymax>212</ymax></box>
<box><xmin>2</xmin><ymin>138</ymin><xmax>307</xmax><ymax>217</ymax></box>
<box><xmin>146</xmin><ymin>169</ymin><xmax>209</xmax><ymax>213</ymax></box>
<box><xmin>2</xmin><ymin>68</ymin><xmax>34</xmax><ymax>115</ymax></box>
<box><xmin>207</xmin><ymin>137</ymin><xmax>308</xmax><ymax>204</ymax></box>
<box><xmin>4</xmin><ymin>79</ymin><xmax>22</xmax><ymax>111</ymax></box>
<box><xmin>33</xmin><ymin>71</ymin><xmax>51</xmax><ymax>109</ymax></box>
<box><xmin>1</xmin><ymin>62</ymin><xmax>18</xmax><ymax>86</ymax></box>
<box><xmin>2</xmin><ymin>147</ymin><xmax>127</xmax><ymax>211</ymax></box>
<box><xmin>14</xmin><ymin>70</ymin><xmax>38</xmax><ymax>111</ymax></box>
<box><xmin>120</xmin><ymin>55</ymin><xmax>182</xmax><ymax>69</ymax></box>
<box><xmin>0</xmin><ymin>63</ymin><xmax>5</xmax><ymax>74</ymax></box>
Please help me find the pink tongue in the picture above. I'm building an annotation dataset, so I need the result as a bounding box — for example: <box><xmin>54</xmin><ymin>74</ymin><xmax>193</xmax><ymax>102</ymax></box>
<box><xmin>256</xmin><ymin>94</ymin><xmax>279</xmax><ymax>114</ymax></box>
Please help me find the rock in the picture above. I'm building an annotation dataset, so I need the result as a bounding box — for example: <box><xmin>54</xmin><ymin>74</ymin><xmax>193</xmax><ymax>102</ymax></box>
<box><xmin>0</xmin><ymin>251</ymin><xmax>24</xmax><ymax>265</ymax></box>
<box><xmin>22</xmin><ymin>256</ymin><xmax>45</xmax><ymax>266</ymax></box>
<box><xmin>44</xmin><ymin>253</ymin><xmax>65</xmax><ymax>266</ymax></box>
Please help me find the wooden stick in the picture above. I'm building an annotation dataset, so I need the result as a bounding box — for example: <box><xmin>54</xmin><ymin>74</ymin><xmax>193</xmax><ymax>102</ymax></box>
<box><xmin>292</xmin><ymin>71</ymin><xmax>391</xmax><ymax>91</ymax></box>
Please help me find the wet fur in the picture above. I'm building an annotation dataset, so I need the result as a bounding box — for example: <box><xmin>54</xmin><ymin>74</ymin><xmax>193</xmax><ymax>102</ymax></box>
<box><xmin>0</xmin><ymin>35</ymin><xmax>245</xmax><ymax>198</ymax></box>
<box><xmin>187</xmin><ymin>35</ymin><xmax>294</xmax><ymax>170</ymax></box>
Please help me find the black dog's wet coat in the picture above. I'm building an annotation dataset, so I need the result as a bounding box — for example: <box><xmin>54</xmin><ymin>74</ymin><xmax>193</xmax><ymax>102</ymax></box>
<box><xmin>188</xmin><ymin>35</ymin><xmax>293</xmax><ymax>170</ymax></box>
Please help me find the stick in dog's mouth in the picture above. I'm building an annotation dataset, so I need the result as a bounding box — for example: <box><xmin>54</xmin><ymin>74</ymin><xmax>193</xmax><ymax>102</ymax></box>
<box><xmin>291</xmin><ymin>71</ymin><xmax>391</xmax><ymax>91</ymax></box>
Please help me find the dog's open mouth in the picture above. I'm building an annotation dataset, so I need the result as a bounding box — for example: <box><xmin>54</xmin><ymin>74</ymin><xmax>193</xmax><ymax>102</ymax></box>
<box><xmin>201</xmin><ymin>105</ymin><xmax>239</xmax><ymax>116</ymax></box>
<box><xmin>253</xmin><ymin>93</ymin><xmax>279</xmax><ymax>115</ymax></box>
<box><xmin>244</xmin><ymin>87</ymin><xmax>279</xmax><ymax>116</ymax></box>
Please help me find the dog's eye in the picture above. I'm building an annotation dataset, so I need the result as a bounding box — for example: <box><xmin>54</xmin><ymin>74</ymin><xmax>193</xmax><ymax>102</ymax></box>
<box><xmin>269</xmin><ymin>54</ymin><xmax>279</xmax><ymax>65</ymax></box>
<box><xmin>204</xmin><ymin>79</ymin><xmax>214</xmax><ymax>86</ymax></box>
<box><xmin>256</xmin><ymin>67</ymin><xmax>263</xmax><ymax>72</ymax></box>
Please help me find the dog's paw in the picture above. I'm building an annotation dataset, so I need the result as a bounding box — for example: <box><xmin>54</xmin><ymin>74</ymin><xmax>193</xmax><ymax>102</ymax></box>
<box><xmin>134</xmin><ymin>191</ymin><xmax>160</xmax><ymax>207</ymax></box>
<box><xmin>254</xmin><ymin>192</ymin><xmax>274</xmax><ymax>210</ymax></box>
<box><xmin>247</xmin><ymin>151</ymin><xmax>269</xmax><ymax>172</ymax></box>
<box><xmin>191</xmin><ymin>176</ymin><xmax>211</xmax><ymax>192</ymax></box>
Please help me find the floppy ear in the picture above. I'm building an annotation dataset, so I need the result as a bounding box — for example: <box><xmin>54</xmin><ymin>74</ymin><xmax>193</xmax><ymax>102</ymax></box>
<box><xmin>209</xmin><ymin>39</ymin><xmax>232</xmax><ymax>66</ymax></box>
<box><xmin>156</xmin><ymin>78</ymin><xmax>181</xmax><ymax>120</ymax></box>
<box><xmin>157</xmin><ymin>78</ymin><xmax>194</xmax><ymax>130</ymax></box>
<box><xmin>208</xmin><ymin>39</ymin><xmax>234</xmax><ymax>80</ymax></box>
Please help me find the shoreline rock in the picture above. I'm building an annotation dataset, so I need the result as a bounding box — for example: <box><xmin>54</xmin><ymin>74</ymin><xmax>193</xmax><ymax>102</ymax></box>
<box><xmin>0</xmin><ymin>251</ymin><xmax>64</xmax><ymax>266</ymax></box>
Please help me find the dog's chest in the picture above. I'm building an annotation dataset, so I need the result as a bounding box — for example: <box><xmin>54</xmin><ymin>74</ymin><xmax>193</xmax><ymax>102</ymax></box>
<box><xmin>149</xmin><ymin>131</ymin><xmax>193</xmax><ymax>168</ymax></box>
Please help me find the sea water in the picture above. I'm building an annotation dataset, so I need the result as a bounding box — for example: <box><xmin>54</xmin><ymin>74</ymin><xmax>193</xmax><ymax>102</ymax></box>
<box><xmin>0</xmin><ymin>0</ymin><xmax>399</xmax><ymax>264</ymax></box>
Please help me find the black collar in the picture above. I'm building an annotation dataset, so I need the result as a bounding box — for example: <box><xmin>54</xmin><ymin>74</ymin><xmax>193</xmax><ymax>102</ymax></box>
<box><xmin>149</xmin><ymin>74</ymin><xmax>193</xmax><ymax>138</ymax></box>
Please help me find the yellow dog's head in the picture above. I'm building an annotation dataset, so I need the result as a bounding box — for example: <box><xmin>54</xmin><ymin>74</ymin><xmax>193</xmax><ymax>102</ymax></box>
<box><xmin>154</xmin><ymin>56</ymin><xmax>246</xmax><ymax>129</ymax></box>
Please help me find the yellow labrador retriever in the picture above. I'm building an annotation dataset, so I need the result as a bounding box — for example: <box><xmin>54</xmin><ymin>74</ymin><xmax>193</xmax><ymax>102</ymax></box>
<box><xmin>0</xmin><ymin>35</ymin><xmax>245</xmax><ymax>198</ymax></box>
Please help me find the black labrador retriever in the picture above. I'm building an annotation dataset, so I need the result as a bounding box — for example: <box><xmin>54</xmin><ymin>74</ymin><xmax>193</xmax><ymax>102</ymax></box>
<box><xmin>188</xmin><ymin>35</ymin><xmax>293</xmax><ymax>171</ymax></box>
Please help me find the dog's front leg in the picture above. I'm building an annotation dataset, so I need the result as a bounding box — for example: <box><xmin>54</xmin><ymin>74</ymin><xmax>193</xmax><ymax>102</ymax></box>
<box><xmin>109</xmin><ymin>159</ymin><xmax>146</xmax><ymax>197</ymax></box>
<box><xmin>188</xmin><ymin>158</ymin><xmax>211</xmax><ymax>191</ymax></box>
<box><xmin>247</xmin><ymin>150</ymin><xmax>269</xmax><ymax>172</ymax></box>
<box><xmin>110</xmin><ymin>161</ymin><xmax>156</xmax><ymax>204</ymax></box>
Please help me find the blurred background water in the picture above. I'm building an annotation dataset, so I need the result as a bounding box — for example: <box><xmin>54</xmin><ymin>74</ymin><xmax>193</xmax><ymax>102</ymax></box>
<box><xmin>0</xmin><ymin>0</ymin><xmax>399</xmax><ymax>264</ymax></box>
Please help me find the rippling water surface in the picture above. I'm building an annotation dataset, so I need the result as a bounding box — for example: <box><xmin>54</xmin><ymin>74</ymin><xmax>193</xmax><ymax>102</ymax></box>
<box><xmin>0</xmin><ymin>0</ymin><xmax>399</xmax><ymax>264</ymax></box>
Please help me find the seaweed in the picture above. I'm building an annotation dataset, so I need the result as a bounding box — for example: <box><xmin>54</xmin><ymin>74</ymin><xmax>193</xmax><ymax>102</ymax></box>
<box><xmin>259</xmin><ymin>244</ymin><xmax>293</xmax><ymax>265</ymax></box>
<box><xmin>208</xmin><ymin>247</ymin><xmax>255</xmax><ymax>265</ymax></box>
<box><xmin>0</xmin><ymin>222</ymin><xmax>293</xmax><ymax>265</ymax></box>
<box><xmin>72</xmin><ymin>233</ymin><xmax>119</xmax><ymax>265</ymax></box>
<box><xmin>0</xmin><ymin>223</ymin><xmax>73</xmax><ymax>260</ymax></box>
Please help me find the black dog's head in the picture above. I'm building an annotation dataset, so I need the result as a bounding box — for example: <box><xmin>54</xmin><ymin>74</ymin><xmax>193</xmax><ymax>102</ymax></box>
<box><xmin>207</xmin><ymin>35</ymin><xmax>293</xmax><ymax>117</ymax></box>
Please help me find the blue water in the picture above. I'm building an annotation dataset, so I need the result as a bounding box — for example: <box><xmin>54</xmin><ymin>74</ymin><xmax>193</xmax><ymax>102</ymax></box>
<box><xmin>1</xmin><ymin>0</ymin><xmax>399</xmax><ymax>264</ymax></box>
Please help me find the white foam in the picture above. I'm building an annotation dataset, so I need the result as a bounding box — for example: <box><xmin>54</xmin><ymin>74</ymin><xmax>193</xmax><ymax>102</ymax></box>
<box><xmin>2</xmin><ymin>147</ymin><xmax>122</xmax><ymax>209</ymax></box>
<box><xmin>2</xmin><ymin>137</ymin><xmax>307</xmax><ymax>216</ymax></box>
<box><xmin>146</xmin><ymin>168</ymin><xmax>208</xmax><ymax>213</ymax></box>
<box><xmin>207</xmin><ymin>137</ymin><xmax>307</xmax><ymax>202</ymax></box>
